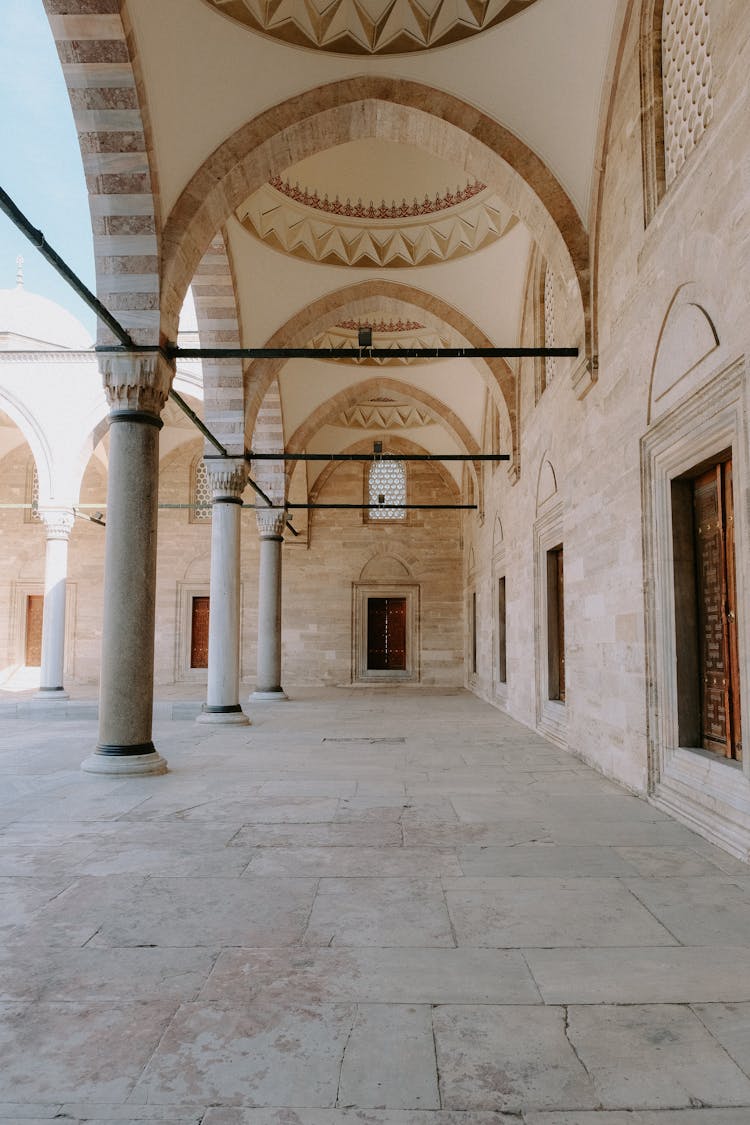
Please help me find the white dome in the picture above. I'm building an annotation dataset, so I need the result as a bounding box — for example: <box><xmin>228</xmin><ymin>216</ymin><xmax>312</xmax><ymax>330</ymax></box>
<box><xmin>0</xmin><ymin>285</ymin><xmax>93</xmax><ymax>351</ymax></box>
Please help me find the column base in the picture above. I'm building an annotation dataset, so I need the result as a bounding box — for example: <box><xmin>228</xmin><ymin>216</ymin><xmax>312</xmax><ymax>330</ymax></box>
<box><xmin>196</xmin><ymin>705</ymin><xmax>250</xmax><ymax>725</ymax></box>
<box><xmin>33</xmin><ymin>688</ymin><xmax>69</xmax><ymax>701</ymax></box>
<box><xmin>81</xmin><ymin>746</ymin><xmax>168</xmax><ymax>776</ymax></box>
<box><xmin>251</xmin><ymin>689</ymin><xmax>289</xmax><ymax>702</ymax></box>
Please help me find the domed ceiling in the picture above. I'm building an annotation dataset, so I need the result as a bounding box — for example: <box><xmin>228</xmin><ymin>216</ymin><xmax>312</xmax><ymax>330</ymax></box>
<box><xmin>237</xmin><ymin>139</ymin><xmax>517</xmax><ymax>267</ymax></box>
<box><xmin>205</xmin><ymin>0</ymin><xmax>541</xmax><ymax>55</ymax></box>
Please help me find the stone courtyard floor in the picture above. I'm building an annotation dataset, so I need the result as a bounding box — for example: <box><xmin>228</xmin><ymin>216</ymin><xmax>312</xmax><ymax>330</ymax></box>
<box><xmin>2</xmin><ymin>688</ymin><xmax>750</xmax><ymax>1124</ymax></box>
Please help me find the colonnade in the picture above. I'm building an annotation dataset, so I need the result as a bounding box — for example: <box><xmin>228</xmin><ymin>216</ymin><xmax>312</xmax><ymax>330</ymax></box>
<box><xmin>24</xmin><ymin>353</ymin><xmax>289</xmax><ymax>775</ymax></box>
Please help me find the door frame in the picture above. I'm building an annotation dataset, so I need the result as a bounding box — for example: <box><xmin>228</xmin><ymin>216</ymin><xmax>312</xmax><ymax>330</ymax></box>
<box><xmin>352</xmin><ymin>582</ymin><xmax>420</xmax><ymax>684</ymax></box>
<box><xmin>642</xmin><ymin>356</ymin><xmax>750</xmax><ymax>857</ymax></box>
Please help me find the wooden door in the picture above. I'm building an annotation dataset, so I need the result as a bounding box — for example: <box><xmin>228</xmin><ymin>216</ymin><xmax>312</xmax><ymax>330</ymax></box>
<box><xmin>367</xmin><ymin>597</ymin><xmax>406</xmax><ymax>670</ymax></box>
<box><xmin>190</xmin><ymin>596</ymin><xmax>210</xmax><ymax>668</ymax></box>
<box><xmin>25</xmin><ymin>595</ymin><xmax>43</xmax><ymax>666</ymax></box>
<box><xmin>694</xmin><ymin>462</ymin><xmax>742</xmax><ymax>759</ymax></box>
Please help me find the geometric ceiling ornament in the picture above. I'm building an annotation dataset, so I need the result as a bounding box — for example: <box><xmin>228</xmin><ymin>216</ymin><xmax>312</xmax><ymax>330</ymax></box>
<box><xmin>239</xmin><ymin>180</ymin><xmax>517</xmax><ymax>268</ymax></box>
<box><xmin>335</xmin><ymin>401</ymin><xmax>436</xmax><ymax>429</ymax></box>
<box><xmin>205</xmin><ymin>0</ymin><xmax>542</xmax><ymax>55</ymax></box>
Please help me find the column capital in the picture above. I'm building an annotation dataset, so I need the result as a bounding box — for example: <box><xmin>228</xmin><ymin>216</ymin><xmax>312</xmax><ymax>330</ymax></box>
<box><xmin>205</xmin><ymin>458</ymin><xmax>248</xmax><ymax>501</ymax></box>
<box><xmin>38</xmin><ymin>508</ymin><xmax>76</xmax><ymax>540</ymax></box>
<box><xmin>99</xmin><ymin>352</ymin><xmax>172</xmax><ymax>415</ymax></box>
<box><xmin>256</xmin><ymin>507</ymin><xmax>286</xmax><ymax>538</ymax></box>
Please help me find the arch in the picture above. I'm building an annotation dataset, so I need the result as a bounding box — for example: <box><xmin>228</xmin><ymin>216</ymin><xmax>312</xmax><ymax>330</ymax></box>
<box><xmin>285</xmin><ymin>375</ymin><xmax>480</xmax><ymax>478</ymax></box>
<box><xmin>244</xmin><ymin>279</ymin><xmax>516</xmax><ymax>466</ymax></box>
<box><xmin>647</xmin><ymin>284</ymin><xmax>720</xmax><ymax>423</ymax></box>
<box><xmin>192</xmin><ymin>230</ymin><xmax>245</xmax><ymax>454</ymax></box>
<box><xmin>0</xmin><ymin>388</ymin><xmax>53</xmax><ymax>501</ymax></box>
<box><xmin>359</xmin><ymin>554</ymin><xmax>412</xmax><ymax>580</ymax></box>
<box><xmin>536</xmin><ymin>455</ymin><xmax>558</xmax><ymax>513</ymax></box>
<box><xmin>160</xmin><ymin>79</ymin><xmax>590</xmax><ymax>354</ymax></box>
<box><xmin>42</xmin><ymin>1</ymin><xmax>161</xmax><ymax>346</ymax></box>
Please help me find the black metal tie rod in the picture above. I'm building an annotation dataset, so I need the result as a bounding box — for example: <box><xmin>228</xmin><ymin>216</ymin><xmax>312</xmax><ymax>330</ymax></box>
<box><xmin>164</xmin><ymin>345</ymin><xmax>578</xmax><ymax>360</ymax></box>
<box><xmin>267</xmin><ymin>503</ymin><xmax>476</xmax><ymax>511</ymax></box>
<box><xmin>248</xmin><ymin>452</ymin><xmax>509</xmax><ymax>462</ymax></box>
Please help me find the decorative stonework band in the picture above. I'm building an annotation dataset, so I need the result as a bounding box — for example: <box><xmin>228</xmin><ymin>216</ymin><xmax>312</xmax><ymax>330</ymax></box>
<box><xmin>269</xmin><ymin>176</ymin><xmax>485</xmax><ymax>218</ymax></box>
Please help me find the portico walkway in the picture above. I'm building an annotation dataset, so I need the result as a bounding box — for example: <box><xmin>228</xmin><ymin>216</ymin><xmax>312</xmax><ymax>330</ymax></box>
<box><xmin>1</xmin><ymin>688</ymin><xmax>750</xmax><ymax>1122</ymax></box>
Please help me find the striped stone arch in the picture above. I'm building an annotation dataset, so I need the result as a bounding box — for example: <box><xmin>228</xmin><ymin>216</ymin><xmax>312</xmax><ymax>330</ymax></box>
<box><xmin>243</xmin><ymin>280</ymin><xmax>519</xmax><ymax>473</ymax></box>
<box><xmin>43</xmin><ymin>1</ymin><xmax>161</xmax><ymax>347</ymax></box>
<box><xmin>191</xmin><ymin>231</ymin><xmax>244</xmax><ymax>456</ymax></box>
<box><xmin>160</xmin><ymin>78</ymin><xmax>591</xmax><ymax>357</ymax></box>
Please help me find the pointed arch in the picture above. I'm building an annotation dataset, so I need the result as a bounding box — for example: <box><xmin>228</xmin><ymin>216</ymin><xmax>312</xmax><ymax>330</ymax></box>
<box><xmin>43</xmin><ymin>1</ymin><xmax>161</xmax><ymax>347</ymax></box>
<box><xmin>244</xmin><ymin>279</ymin><xmax>517</xmax><ymax>470</ymax></box>
<box><xmin>160</xmin><ymin>79</ymin><xmax>590</xmax><ymax>356</ymax></box>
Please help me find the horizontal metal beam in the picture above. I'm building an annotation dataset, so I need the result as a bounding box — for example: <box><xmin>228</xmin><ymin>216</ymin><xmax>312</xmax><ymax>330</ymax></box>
<box><xmin>163</xmin><ymin>345</ymin><xmax>578</xmax><ymax>361</ymax></box>
<box><xmin>279</xmin><ymin>503</ymin><xmax>475</xmax><ymax>511</ymax></box>
<box><xmin>247</xmin><ymin>452</ymin><xmax>509</xmax><ymax>462</ymax></box>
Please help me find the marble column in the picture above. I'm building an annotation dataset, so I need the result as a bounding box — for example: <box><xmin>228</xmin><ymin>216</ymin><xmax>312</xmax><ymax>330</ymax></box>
<box><xmin>34</xmin><ymin>508</ymin><xmax>75</xmax><ymax>701</ymax></box>
<box><xmin>252</xmin><ymin>508</ymin><xmax>287</xmax><ymax>701</ymax></box>
<box><xmin>82</xmin><ymin>354</ymin><xmax>171</xmax><ymax>775</ymax></box>
<box><xmin>197</xmin><ymin>459</ymin><xmax>249</xmax><ymax>725</ymax></box>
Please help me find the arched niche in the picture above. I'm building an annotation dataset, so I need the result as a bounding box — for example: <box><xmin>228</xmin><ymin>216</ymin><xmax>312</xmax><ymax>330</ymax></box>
<box><xmin>536</xmin><ymin>455</ymin><xmax>558</xmax><ymax>513</ymax></box>
<box><xmin>648</xmin><ymin>286</ymin><xmax>720</xmax><ymax>423</ymax></box>
<box><xmin>360</xmin><ymin>554</ymin><xmax>412</xmax><ymax>581</ymax></box>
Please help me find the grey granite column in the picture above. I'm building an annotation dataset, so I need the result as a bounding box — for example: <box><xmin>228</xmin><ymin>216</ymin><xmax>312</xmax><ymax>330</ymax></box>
<box><xmin>82</xmin><ymin>354</ymin><xmax>171</xmax><ymax>775</ymax></box>
<box><xmin>34</xmin><ymin>508</ymin><xmax>75</xmax><ymax>701</ymax></box>
<box><xmin>197</xmin><ymin>459</ymin><xmax>249</xmax><ymax>725</ymax></box>
<box><xmin>251</xmin><ymin>507</ymin><xmax>287</xmax><ymax>701</ymax></box>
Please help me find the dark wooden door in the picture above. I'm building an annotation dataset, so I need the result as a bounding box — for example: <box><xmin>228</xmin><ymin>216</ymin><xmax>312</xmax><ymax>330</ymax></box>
<box><xmin>367</xmin><ymin>597</ymin><xmax>406</xmax><ymax>670</ymax></box>
<box><xmin>190</xmin><ymin>596</ymin><xmax>210</xmax><ymax>668</ymax></box>
<box><xmin>694</xmin><ymin>461</ymin><xmax>741</xmax><ymax>759</ymax></box>
<box><xmin>25</xmin><ymin>595</ymin><xmax>43</xmax><ymax>666</ymax></box>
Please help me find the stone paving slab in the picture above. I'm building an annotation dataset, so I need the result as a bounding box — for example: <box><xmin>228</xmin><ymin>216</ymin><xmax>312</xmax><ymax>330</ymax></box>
<box><xmin>201</xmin><ymin>946</ymin><xmax>541</xmax><ymax>1004</ymax></box>
<box><xmin>526</xmin><ymin>947</ymin><xmax>750</xmax><ymax>1005</ymax></box>
<box><xmin>432</xmin><ymin>1004</ymin><xmax>599</xmax><ymax>1111</ymax></box>
<box><xmin>337</xmin><ymin>1004</ymin><xmax>440</xmax><ymax>1109</ymax></box>
<box><xmin>444</xmin><ymin>876</ymin><xmax>677</xmax><ymax>947</ymax></box>
<box><xmin>566</xmin><ymin>1004</ymin><xmax>750</xmax><ymax>1108</ymax></box>
<box><xmin>203</xmin><ymin>1112</ymin><xmax>518</xmax><ymax>1124</ymax></box>
<box><xmin>0</xmin><ymin>1000</ymin><xmax>177</xmax><ymax>1102</ymax></box>
<box><xmin>304</xmin><ymin>876</ymin><xmax>455</xmax><ymax>947</ymax></box>
<box><xmin>128</xmin><ymin>1000</ymin><xmax>356</xmax><ymax>1106</ymax></box>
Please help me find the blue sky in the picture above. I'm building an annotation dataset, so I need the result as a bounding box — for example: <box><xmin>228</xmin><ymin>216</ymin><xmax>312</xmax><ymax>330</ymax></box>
<box><xmin>0</xmin><ymin>0</ymin><xmax>97</xmax><ymax>335</ymax></box>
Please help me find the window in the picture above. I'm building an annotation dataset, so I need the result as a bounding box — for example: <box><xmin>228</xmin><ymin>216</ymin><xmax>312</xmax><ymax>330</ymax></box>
<box><xmin>662</xmin><ymin>0</ymin><xmax>713</xmax><ymax>188</ymax></box>
<box><xmin>497</xmin><ymin>576</ymin><xmax>507</xmax><ymax>684</ymax></box>
<box><xmin>368</xmin><ymin>458</ymin><xmax>406</xmax><ymax>520</ymax></box>
<box><xmin>543</xmin><ymin>266</ymin><xmax>557</xmax><ymax>387</ymax></box>
<box><xmin>190</xmin><ymin>457</ymin><xmax>212</xmax><ymax>523</ymax></box>
<box><xmin>470</xmin><ymin>590</ymin><xmax>477</xmax><ymax>676</ymax></box>
<box><xmin>547</xmin><ymin>545</ymin><xmax>565</xmax><ymax>702</ymax></box>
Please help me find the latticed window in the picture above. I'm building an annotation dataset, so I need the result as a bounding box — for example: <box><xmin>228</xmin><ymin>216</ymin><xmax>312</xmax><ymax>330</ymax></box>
<box><xmin>24</xmin><ymin>460</ymin><xmax>41</xmax><ymax>524</ymax></box>
<box><xmin>368</xmin><ymin>459</ymin><xmax>406</xmax><ymax>521</ymax></box>
<box><xmin>190</xmin><ymin>458</ymin><xmax>212</xmax><ymax>523</ymax></box>
<box><xmin>662</xmin><ymin>0</ymin><xmax>713</xmax><ymax>187</ymax></box>
<box><xmin>544</xmin><ymin>266</ymin><xmax>556</xmax><ymax>387</ymax></box>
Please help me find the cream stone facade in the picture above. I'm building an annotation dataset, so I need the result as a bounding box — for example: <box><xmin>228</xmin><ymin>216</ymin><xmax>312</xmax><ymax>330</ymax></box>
<box><xmin>0</xmin><ymin>0</ymin><xmax>749</xmax><ymax>840</ymax></box>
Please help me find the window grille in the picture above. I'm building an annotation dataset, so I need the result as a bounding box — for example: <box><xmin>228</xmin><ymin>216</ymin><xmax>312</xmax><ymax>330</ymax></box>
<box><xmin>368</xmin><ymin>459</ymin><xmax>406</xmax><ymax>520</ymax></box>
<box><xmin>663</xmin><ymin>0</ymin><xmax>713</xmax><ymax>187</ymax></box>
<box><xmin>191</xmin><ymin>458</ymin><xmax>213</xmax><ymax>522</ymax></box>
<box><xmin>25</xmin><ymin>460</ymin><xmax>41</xmax><ymax>523</ymax></box>
<box><xmin>544</xmin><ymin>266</ymin><xmax>557</xmax><ymax>386</ymax></box>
